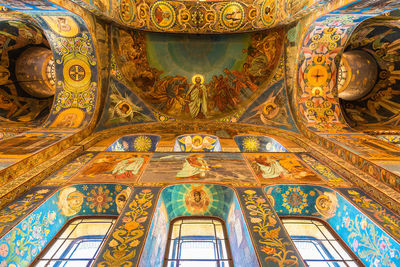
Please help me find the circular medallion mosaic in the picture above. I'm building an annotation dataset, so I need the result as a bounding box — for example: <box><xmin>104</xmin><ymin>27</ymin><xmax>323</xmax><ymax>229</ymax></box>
<box><xmin>220</xmin><ymin>2</ymin><xmax>244</xmax><ymax>31</ymax></box>
<box><xmin>63</xmin><ymin>58</ymin><xmax>91</xmax><ymax>92</ymax></box>
<box><xmin>150</xmin><ymin>1</ymin><xmax>176</xmax><ymax>30</ymax></box>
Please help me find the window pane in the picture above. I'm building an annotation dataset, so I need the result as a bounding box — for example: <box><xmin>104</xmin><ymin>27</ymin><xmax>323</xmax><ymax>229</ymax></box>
<box><xmin>59</xmin><ymin>224</ymin><xmax>77</xmax><ymax>238</ymax></box>
<box><xmin>180</xmin><ymin>223</ymin><xmax>214</xmax><ymax>238</ymax></box>
<box><xmin>294</xmin><ymin>241</ymin><xmax>326</xmax><ymax>260</ymax></box>
<box><xmin>282</xmin><ymin>218</ymin><xmax>360</xmax><ymax>266</ymax></box>
<box><xmin>46</xmin><ymin>260</ymin><xmax>91</xmax><ymax>266</ymax></box>
<box><xmin>68</xmin><ymin>222</ymin><xmax>112</xmax><ymax>238</ymax></box>
<box><xmin>331</xmin><ymin>241</ymin><xmax>352</xmax><ymax>260</ymax></box>
<box><xmin>34</xmin><ymin>217</ymin><xmax>115</xmax><ymax>266</ymax></box>
<box><xmin>283</xmin><ymin>222</ymin><xmax>326</xmax><ymax>239</ymax></box>
<box><xmin>180</xmin><ymin>240</ymin><xmax>217</xmax><ymax>259</ymax></box>
<box><xmin>42</xmin><ymin>240</ymin><xmax>64</xmax><ymax>259</ymax></box>
<box><xmin>218</xmin><ymin>240</ymin><xmax>229</xmax><ymax>259</ymax></box>
<box><xmin>165</xmin><ymin>217</ymin><xmax>232</xmax><ymax>267</ymax></box>
<box><xmin>320</xmin><ymin>240</ymin><xmax>342</xmax><ymax>260</ymax></box>
<box><xmin>179</xmin><ymin>261</ymin><xmax>218</xmax><ymax>267</ymax></box>
<box><xmin>215</xmin><ymin>224</ymin><xmax>224</xmax><ymax>239</ymax></box>
<box><xmin>69</xmin><ymin>240</ymin><xmax>103</xmax><ymax>259</ymax></box>
<box><xmin>171</xmin><ymin>225</ymin><xmax>181</xmax><ymax>239</ymax></box>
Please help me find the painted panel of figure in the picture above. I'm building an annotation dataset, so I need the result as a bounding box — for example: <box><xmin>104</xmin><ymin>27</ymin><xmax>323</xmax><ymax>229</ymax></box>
<box><xmin>173</xmin><ymin>134</ymin><xmax>221</xmax><ymax>152</ymax></box>
<box><xmin>113</xmin><ymin>28</ymin><xmax>283</xmax><ymax>120</ymax></box>
<box><xmin>71</xmin><ymin>152</ymin><xmax>150</xmax><ymax>183</ymax></box>
<box><xmin>140</xmin><ymin>153</ymin><xmax>257</xmax><ymax>183</ymax></box>
<box><xmin>244</xmin><ymin>153</ymin><xmax>325</xmax><ymax>184</ymax></box>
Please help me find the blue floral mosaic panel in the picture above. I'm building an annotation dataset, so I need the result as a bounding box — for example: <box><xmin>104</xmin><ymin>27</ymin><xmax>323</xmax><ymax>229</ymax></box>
<box><xmin>265</xmin><ymin>185</ymin><xmax>400</xmax><ymax>266</ymax></box>
<box><xmin>0</xmin><ymin>184</ymin><xmax>129</xmax><ymax>266</ymax></box>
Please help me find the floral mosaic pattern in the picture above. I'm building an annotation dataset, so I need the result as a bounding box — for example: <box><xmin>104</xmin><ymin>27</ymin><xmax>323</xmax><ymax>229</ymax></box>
<box><xmin>237</xmin><ymin>187</ymin><xmax>304</xmax><ymax>267</ymax></box>
<box><xmin>339</xmin><ymin>188</ymin><xmax>400</xmax><ymax>241</ymax></box>
<box><xmin>95</xmin><ymin>187</ymin><xmax>161</xmax><ymax>267</ymax></box>
<box><xmin>0</xmin><ymin>187</ymin><xmax>55</xmax><ymax>237</ymax></box>
<box><xmin>266</xmin><ymin>185</ymin><xmax>400</xmax><ymax>266</ymax></box>
<box><xmin>335</xmin><ymin>197</ymin><xmax>400</xmax><ymax>266</ymax></box>
<box><xmin>0</xmin><ymin>184</ymin><xmax>129</xmax><ymax>266</ymax></box>
<box><xmin>0</xmin><ymin>1</ymin><xmax>99</xmax><ymax>129</ymax></box>
<box><xmin>281</xmin><ymin>186</ymin><xmax>309</xmax><ymax>214</ymax></box>
<box><xmin>87</xmin><ymin>185</ymin><xmax>113</xmax><ymax>213</ymax></box>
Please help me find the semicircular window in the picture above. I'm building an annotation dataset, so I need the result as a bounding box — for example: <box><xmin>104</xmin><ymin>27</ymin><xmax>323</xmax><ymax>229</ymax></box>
<box><xmin>234</xmin><ymin>135</ymin><xmax>288</xmax><ymax>152</ymax></box>
<box><xmin>106</xmin><ymin>134</ymin><xmax>160</xmax><ymax>152</ymax></box>
<box><xmin>174</xmin><ymin>134</ymin><xmax>221</xmax><ymax>152</ymax></box>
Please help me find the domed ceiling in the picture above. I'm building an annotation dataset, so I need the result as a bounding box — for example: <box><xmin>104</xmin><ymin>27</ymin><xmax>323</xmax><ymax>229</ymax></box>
<box><xmin>340</xmin><ymin>18</ymin><xmax>400</xmax><ymax>129</ymax></box>
<box><xmin>0</xmin><ymin>17</ymin><xmax>53</xmax><ymax>125</ymax></box>
<box><xmin>113</xmin><ymin>27</ymin><xmax>283</xmax><ymax>120</ymax></box>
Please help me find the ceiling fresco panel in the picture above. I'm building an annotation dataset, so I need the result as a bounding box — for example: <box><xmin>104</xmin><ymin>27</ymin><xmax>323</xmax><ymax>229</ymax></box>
<box><xmin>96</xmin><ymin>77</ymin><xmax>156</xmax><ymax>131</ymax></box>
<box><xmin>113</xmin><ymin>27</ymin><xmax>284</xmax><ymax>121</ymax></box>
<box><xmin>341</xmin><ymin>19</ymin><xmax>400</xmax><ymax>129</ymax></box>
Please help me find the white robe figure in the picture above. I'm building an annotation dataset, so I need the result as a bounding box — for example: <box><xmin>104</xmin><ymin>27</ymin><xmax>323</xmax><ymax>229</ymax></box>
<box><xmin>176</xmin><ymin>154</ymin><xmax>209</xmax><ymax>178</ymax></box>
<box><xmin>257</xmin><ymin>159</ymin><xmax>288</xmax><ymax>179</ymax></box>
<box><xmin>187</xmin><ymin>78</ymin><xmax>208</xmax><ymax>118</ymax></box>
<box><xmin>112</xmin><ymin>156</ymin><xmax>144</xmax><ymax>178</ymax></box>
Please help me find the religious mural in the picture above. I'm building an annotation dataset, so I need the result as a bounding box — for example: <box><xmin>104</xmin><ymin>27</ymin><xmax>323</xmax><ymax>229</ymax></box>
<box><xmin>0</xmin><ymin>1</ymin><xmax>400</xmax><ymax>267</ymax></box>
<box><xmin>71</xmin><ymin>152</ymin><xmax>150</xmax><ymax>183</ymax></box>
<box><xmin>0</xmin><ymin>18</ymin><xmax>53</xmax><ymax>123</ymax></box>
<box><xmin>140</xmin><ymin>153</ymin><xmax>257</xmax><ymax>183</ymax></box>
<box><xmin>244</xmin><ymin>153</ymin><xmax>325</xmax><ymax>184</ymax></box>
<box><xmin>238</xmin><ymin>78</ymin><xmax>296</xmax><ymax>131</ymax></box>
<box><xmin>341</xmin><ymin>19</ymin><xmax>400</xmax><ymax>128</ymax></box>
<box><xmin>113</xmin><ymin>28</ymin><xmax>283</xmax><ymax>120</ymax></box>
<box><xmin>138</xmin><ymin>195</ymin><xmax>169</xmax><ymax>267</ymax></box>
<box><xmin>136</xmin><ymin>184</ymin><xmax>260</xmax><ymax>266</ymax></box>
<box><xmin>227</xmin><ymin>196</ymin><xmax>260</xmax><ymax>267</ymax></box>
<box><xmin>173</xmin><ymin>134</ymin><xmax>221</xmax><ymax>152</ymax></box>
<box><xmin>40</xmin><ymin>153</ymin><xmax>96</xmax><ymax>186</ymax></box>
<box><xmin>0</xmin><ymin>131</ymin><xmax>66</xmax><ymax>155</ymax></box>
<box><xmin>96</xmin><ymin>78</ymin><xmax>156</xmax><ymax>130</ymax></box>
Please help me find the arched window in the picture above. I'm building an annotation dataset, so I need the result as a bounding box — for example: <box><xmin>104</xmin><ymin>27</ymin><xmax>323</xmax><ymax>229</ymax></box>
<box><xmin>281</xmin><ymin>217</ymin><xmax>363</xmax><ymax>267</ymax></box>
<box><xmin>164</xmin><ymin>217</ymin><xmax>233</xmax><ymax>267</ymax></box>
<box><xmin>33</xmin><ymin>217</ymin><xmax>116</xmax><ymax>266</ymax></box>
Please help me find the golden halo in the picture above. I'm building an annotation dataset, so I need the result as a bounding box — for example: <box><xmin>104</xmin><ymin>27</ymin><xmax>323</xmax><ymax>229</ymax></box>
<box><xmin>311</xmin><ymin>87</ymin><xmax>323</xmax><ymax>96</ymax></box>
<box><xmin>192</xmin><ymin>74</ymin><xmax>204</xmax><ymax>84</ymax></box>
<box><xmin>192</xmin><ymin>135</ymin><xmax>203</xmax><ymax>144</ymax></box>
<box><xmin>263</xmin><ymin>102</ymin><xmax>277</xmax><ymax>113</ymax></box>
